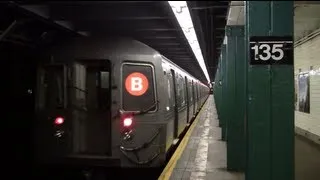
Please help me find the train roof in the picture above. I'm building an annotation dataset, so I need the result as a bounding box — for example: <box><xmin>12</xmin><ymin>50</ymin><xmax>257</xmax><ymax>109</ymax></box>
<box><xmin>49</xmin><ymin>36</ymin><xmax>208</xmax><ymax>87</ymax></box>
<box><xmin>161</xmin><ymin>55</ymin><xmax>207</xmax><ymax>87</ymax></box>
<box><xmin>49</xmin><ymin>36</ymin><xmax>159</xmax><ymax>58</ymax></box>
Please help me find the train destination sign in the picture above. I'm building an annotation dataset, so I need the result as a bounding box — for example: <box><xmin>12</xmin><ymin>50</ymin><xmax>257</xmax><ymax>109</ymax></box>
<box><xmin>125</xmin><ymin>72</ymin><xmax>149</xmax><ymax>96</ymax></box>
<box><xmin>249</xmin><ymin>36</ymin><xmax>293</xmax><ymax>65</ymax></box>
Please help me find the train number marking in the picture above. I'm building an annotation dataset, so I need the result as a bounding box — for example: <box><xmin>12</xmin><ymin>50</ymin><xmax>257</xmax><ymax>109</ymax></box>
<box><xmin>125</xmin><ymin>72</ymin><xmax>149</xmax><ymax>96</ymax></box>
<box><xmin>249</xmin><ymin>36</ymin><xmax>293</xmax><ymax>65</ymax></box>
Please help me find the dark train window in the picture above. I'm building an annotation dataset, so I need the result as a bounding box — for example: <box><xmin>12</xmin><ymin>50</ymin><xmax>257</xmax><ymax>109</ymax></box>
<box><xmin>122</xmin><ymin>63</ymin><xmax>156</xmax><ymax>112</ymax></box>
<box><xmin>37</xmin><ymin>64</ymin><xmax>65</xmax><ymax>110</ymax></box>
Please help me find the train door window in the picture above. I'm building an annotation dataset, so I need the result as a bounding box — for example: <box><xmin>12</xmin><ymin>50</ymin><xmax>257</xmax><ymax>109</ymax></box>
<box><xmin>168</xmin><ymin>70</ymin><xmax>175</xmax><ymax>108</ymax></box>
<box><xmin>37</xmin><ymin>64</ymin><xmax>66</xmax><ymax>110</ymax></box>
<box><xmin>72</xmin><ymin>60</ymin><xmax>111</xmax><ymax>110</ymax></box>
<box><xmin>175</xmin><ymin>73</ymin><xmax>180</xmax><ymax>106</ymax></box>
<box><xmin>122</xmin><ymin>63</ymin><xmax>156</xmax><ymax>112</ymax></box>
<box><xmin>72</xmin><ymin>63</ymin><xmax>87</xmax><ymax>109</ymax></box>
<box><xmin>197</xmin><ymin>84</ymin><xmax>200</xmax><ymax>100</ymax></box>
<box><xmin>191</xmin><ymin>80</ymin><xmax>194</xmax><ymax>103</ymax></box>
<box><xmin>178</xmin><ymin>74</ymin><xmax>186</xmax><ymax>108</ymax></box>
<box><xmin>184</xmin><ymin>76</ymin><xmax>188</xmax><ymax>104</ymax></box>
<box><xmin>189</xmin><ymin>80</ymin><xmax>193</xmax><ymax>104</ymax></box>
<box><xmin>166</xmin><ymin>71</ymin><xmax>173</xmax><ymax>111</ymax></box>
<box><xmin>195</xmin><ymin>82</ymin><xmax>198</xmax><ymax>101</ymax></box>
<box><xmin>196</xmin><ymin>83</ymin><xmax>199</xmax><ymax>100</ymax></box>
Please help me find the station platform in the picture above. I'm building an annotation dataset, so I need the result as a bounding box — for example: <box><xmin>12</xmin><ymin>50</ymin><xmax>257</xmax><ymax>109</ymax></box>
<box><xmin>295</xmin><ymin>134</ymin><xmax>320</xmax><ymax>180</ymax></box>
<box><xmin>159</xmin><ymin>95</ymin><xmax>244</xmax><ymax>180</ymax></box>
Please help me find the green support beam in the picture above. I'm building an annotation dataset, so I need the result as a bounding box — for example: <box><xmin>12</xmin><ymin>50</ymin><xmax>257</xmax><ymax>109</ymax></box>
<box><xmin>221</xmin><ymin>44</ymin><xmax>227</xmax><ymax>141</ymax></box>
<box><xmin>214</xmin><ymin>57</ymin><xmax>222</xmax><ymax>127</ymax></box>
<box><xmin>245</xmin><ymin>2</ymin><xmax>294</xmax><ymax>180</ymax></box>
<box><xmin>225</xmin><ymin>25</ymin><xmax>246</xmax><ymax>171</ymax></box>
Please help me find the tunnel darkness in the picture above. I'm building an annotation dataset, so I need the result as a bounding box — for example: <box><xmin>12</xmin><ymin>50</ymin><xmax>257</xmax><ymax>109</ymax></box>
<box><xmin>0</xmin><ymin>13</ymin><xmax>76</xmax><ymax>178</ymax></box>
<box><xmin>2</xmin><ymin>41</ymin><xmax>39</xmax><ymax>178</ymax></box>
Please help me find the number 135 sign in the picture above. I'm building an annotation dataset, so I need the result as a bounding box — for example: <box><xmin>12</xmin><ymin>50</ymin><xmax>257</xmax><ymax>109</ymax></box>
<box><xmin>249</xmin><ymin>36</ymin><xmax>293</xmax><ymax>65</ymax></box>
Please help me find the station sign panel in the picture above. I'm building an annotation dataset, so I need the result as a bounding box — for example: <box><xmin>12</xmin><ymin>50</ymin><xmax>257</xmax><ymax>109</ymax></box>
<box><xmin>249</xmin><ymin>36</ymin><xmax>293</xmax><ymax>65</ymax></box>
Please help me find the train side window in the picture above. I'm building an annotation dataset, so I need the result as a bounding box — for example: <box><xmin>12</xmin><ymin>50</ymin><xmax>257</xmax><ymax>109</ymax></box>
<box><xmin>122</xmin><ymin>63</ymin><xmax>156</xmax><ymax>112</ymax></box>
<box><xmin>168</xmin><ymin>72</ymin><xmax>175</xmax><ymax>107</ymax></box>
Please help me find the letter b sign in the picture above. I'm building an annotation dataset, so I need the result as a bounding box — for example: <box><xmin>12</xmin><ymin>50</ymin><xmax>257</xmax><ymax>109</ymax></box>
<box><xmin>125</xmin><ymin>72</ymin><xmax>149</xmax><ymax>96</ymax></box>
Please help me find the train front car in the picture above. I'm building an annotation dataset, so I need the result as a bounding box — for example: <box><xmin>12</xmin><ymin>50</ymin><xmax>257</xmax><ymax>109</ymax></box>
<box><xmin>34</xmin><ymin>37</ymin><xmax>167</xmax><ymax>169</ymax></box>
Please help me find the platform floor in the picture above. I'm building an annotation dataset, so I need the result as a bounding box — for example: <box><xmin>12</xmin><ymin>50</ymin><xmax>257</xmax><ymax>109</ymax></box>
<box><xmin>159</xmin><ymin>95</ymin><xmax>244</xmax><ymax>180</ymax></box>
<box><xmin>159</xmin><ymin>95</ymin><xmax>320</xmax><ymax>180</ymax></box>
<box><xmin>295</xmin><ymin>134</ymin><xmax>320</xmax><ymax>180</ymax></box>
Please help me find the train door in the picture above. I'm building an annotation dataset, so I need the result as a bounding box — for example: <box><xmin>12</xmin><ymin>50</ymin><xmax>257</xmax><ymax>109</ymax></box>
<box><xmin>170</xmin><ymin>69</ymin><xmax>179</xmax><ymax>138</ymax></box>
<box><xmin>35</xmin><ymin>60</ymin><xmax>112</xmax><ymax>161</ymax></box>
<box><xmin>185</xmin><ymin>76</ymin><xmax>189</xmax><ymax>123</ymax></box>
<box><xmin>70</xmin><ymin>60</ymin><xmax>112</xmax><ymax>156</ymax></box>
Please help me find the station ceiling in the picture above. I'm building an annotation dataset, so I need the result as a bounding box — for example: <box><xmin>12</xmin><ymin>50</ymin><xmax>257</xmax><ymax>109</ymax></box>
<box><xmin>0</xmin><ymin>1</ymin><xmax>229</xmax><ymax>84</ymax></box>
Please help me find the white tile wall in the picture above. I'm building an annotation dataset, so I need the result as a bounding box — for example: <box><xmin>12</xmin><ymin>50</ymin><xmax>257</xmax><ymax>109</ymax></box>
<box><xmin>294</xmin><ymin>31</ymin><xmax>320</xmax><ymax>138</ymax></box>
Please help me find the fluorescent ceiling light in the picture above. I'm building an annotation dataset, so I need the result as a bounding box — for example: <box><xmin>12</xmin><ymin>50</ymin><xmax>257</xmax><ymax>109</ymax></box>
<box><xmin>168</xmin><ymin>1</ymin><xmax>210</xmax><ymax>83</ymax></box>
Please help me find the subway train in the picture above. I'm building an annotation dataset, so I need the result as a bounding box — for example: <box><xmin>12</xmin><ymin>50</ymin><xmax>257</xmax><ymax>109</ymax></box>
<box><xmin>34</xmin><ymin>36</ymin><xmax>209</xmax><ymax>169</ymax></box>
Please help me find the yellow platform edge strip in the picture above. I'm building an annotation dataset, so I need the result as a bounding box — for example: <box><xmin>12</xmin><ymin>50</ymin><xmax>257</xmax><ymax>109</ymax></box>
<box><xmin>158</xmin><ymin>99</ymin><xmax>209</xmax><ymax>180</ymax></box>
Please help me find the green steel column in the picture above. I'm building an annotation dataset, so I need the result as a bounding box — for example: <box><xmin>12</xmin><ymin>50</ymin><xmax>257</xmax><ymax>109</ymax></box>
<box><xmin>214</xmin><ymin>64</ymin><xmax>219</xmax><ymax>114</ymax></box>
<box><xmin>216</xmin><ymin>58</ymin><xmax>222</xmax><ymax>127</ymax></box>
<box><xmin>218</xmin><ymin>58</ymin><xmax>223</xmax><ymax>127</ymax></box>
<box><xmin>245</xmin><ymin>2</ymin><xmax>294</xmax><ymax>180</ymax></box>
<box><xmin>221</xmin><ymin>44</ymin><xmax>227</xmax><ymax>141</ymax></box>
<box><xmin>225</xmin><ymin>25</ymin><xmax>245</xmax><ymax>171</ymax></box>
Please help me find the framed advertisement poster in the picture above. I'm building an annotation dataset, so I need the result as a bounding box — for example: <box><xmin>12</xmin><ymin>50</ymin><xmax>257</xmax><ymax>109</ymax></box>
<box><xmin>298</xmin><ymin>72</ymin><xmax>310</xmax><ymax>113</ymax></box>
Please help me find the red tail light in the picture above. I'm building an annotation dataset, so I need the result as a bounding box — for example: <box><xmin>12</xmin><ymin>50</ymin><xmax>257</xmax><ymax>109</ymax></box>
<box><xmin>54</xmin><ymin>116</ymin><xmax>64</xmax><ymax>125</ymax></box>
<box><xmin>120</xmin><ymin>111</ymin><xmax>134</xmax><ymax>128</ymax></box>
<box><xmin>123</xmin><ymin>117</ymin><xmax>133</xmax><ymax>127</ymax></box>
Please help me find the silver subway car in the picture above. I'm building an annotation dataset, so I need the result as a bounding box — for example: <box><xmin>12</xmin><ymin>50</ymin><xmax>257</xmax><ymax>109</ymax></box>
<box><xmin>34</xmin><ymin>36</ymin><xmax>209</xmax><ymax>169</ymax></box>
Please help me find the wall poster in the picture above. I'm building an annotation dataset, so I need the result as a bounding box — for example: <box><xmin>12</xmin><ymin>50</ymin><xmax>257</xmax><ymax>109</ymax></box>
<box><xmin>298</xmin><ymin>72</ymin><xmax>310</xmax><ymax>113</ymax></box>
<box><xmin>294</xmin><ymin>75</ymin><xmax>298</xmax><ymax>111</ymax></box>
